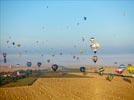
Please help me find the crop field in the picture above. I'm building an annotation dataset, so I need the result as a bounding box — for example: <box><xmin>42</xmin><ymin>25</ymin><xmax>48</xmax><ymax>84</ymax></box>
<box><xmin>0</xmin><ymin>70</ymin><xmax>134</xmax><ymax>100</ymax></box>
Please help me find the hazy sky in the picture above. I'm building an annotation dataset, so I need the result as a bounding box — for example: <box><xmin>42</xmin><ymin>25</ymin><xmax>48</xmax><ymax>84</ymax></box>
<box><xmin>0</xmin><ymin>0</ymin><xmax>134</xmax><ymax>54</ymax></box>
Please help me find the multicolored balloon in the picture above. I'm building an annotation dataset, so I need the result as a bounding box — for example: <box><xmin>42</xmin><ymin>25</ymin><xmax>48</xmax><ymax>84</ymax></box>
<box><xmin>106</xmin><ymin>74</ymin><xmax>114</xmax><ymax>81</ymax></box>
<box><xmin>115</xmin><ymin>64</ymin><xmax>126</xmax><ymax>74</ymax></box>
<box><xmin>98</xmin><ymin>67</ymin><xmax>104</xmax><ymax>75</ymax></box>
<box><xmin>51</xmin><ymin>64</ymin><xmax>58</xmax><ymax>72</ymax></box>
<box><xmin>90</xmin><ymin>37</ymin><xmax>100</xmax><ymax>53</ymax></box>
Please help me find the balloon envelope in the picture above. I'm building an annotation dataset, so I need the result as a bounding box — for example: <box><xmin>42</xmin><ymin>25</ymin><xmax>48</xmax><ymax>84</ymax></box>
<box><xmin>73</xmin><ymin>56</ymin><xmax>76</xmax><ymax>59</ymax></box>
<box><xmin>51</xmin><ymin>64</ymin><xmax>58</xmax><ymax>71</ymax></box>
<box><xmin>17</xmin><ymin>44</ymin><xmax>21</xmax><ymax>47</ymax></box>
<box><xmin>127</xmin><ymin>66</ymin><xmax>134</xmax><ymax>74</ymax></box>
<box><xmin>92</xmin><ymin>56</ymin><xmax>98</xmax><ymax>63</ymax></box>
<box><xmin>76</xmin><ymin>57</ymin><xmax>79</xmax><ymax>60</ymax></box>
<box><xmin>90</xmin><ymin>37</ymin><xmax>100</xmax><ymax>53</ymax></box>
<box><xmin>47</xmin><ymin>59</ymin><xmax>50</xmax><ymax>63</ymax></box>
<box><xmin>80</xmin><ymin>67</ymin><xmax>86</xmax><ymax>72</ymax></box>
<box><xmin>98</xmin><ymin>67</ymin><xmax>104</xmax><ymax>75</ymax></box>
<box><xmin>118</xmin><ymin>64</ymin><xmax>126</xmax><ymax>70</ymax></box>
<box><xmin>52</xmin><ymin>64</ymin><xmax>58</xmax><ymax>72</ymax></box>
<box><xmin>90</xmin><ymin>37</ymin><xmax>95</xmax><ymax>43</ymax></box>
<box><xmin>12</xmin><ymin>42</ymin><xmax>15</xmax><ymax>45</ymax></box>
<box><xmin>60</xmin><ymin>52</ymin><xmax>62</xmax><ymax>55</ymax></box>
<box><xmin>82</xmin><ymin>37</ymin><xmax>85</xmax><ymax>42</ymax></box>
<box><xmin>106</xmin><ymin>74</ymin><xmax>114</xmax><ymax>81</ymax></box>
<box><xmin>3</xmin><ymin>53</ymin><xmax>7</xmax><ymax>57</ymax></box>
<box><xmin>115</xmin><ymin>64</ymin><xmax>126</xmax><ymax>74</ymax></box>
<box><xmin>115</xmin><ymin>69</ymin><xmax>124</xmax><ymax>74</ymax></box>
<box><xmin>90</xmin><ymin>43</ymin><xmax>100</xmax><ymax>53</ymax></box>
<box><xmin>83</xmin><ymin>16</ymin><xmax>87</xmax><ymax>20</ymax></box>
<box><xmin>37</xmin><ymin>62</ymin><xmax>42</xmax><ymax>67</ymax></box>
<box><xmin>27</xmin><ymin>62</ymin><xmax>32</xmax><ymax>67</ymax></box>
<box><xmin>80</xmin><ymin>49</ymin><xmax>84</xmax><ymax>55</ymax></box>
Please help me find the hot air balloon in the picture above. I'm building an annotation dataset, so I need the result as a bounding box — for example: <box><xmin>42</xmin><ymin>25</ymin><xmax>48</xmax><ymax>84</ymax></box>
<box><xmin>37</xmin><ymin>62</ymin><xmax>42</xmax><ymax>67</ymax></box>
<box><xmin>73</xmin><ymin>56</ymin><xmax>76</xmax><ymax>59</ymax></box>
<box><xmin>90</xmin><ymin>43</ymin><xmax>100</xmax><ymax>53</ymax></box>
<box><xmin>82</xmin><ymin>37</ymin><xmax>85</xmax><ymax>42</ymax></box>
<box><xmin>127</xmin><ymin>66</ymin><xmax>134</xmax><ymax>74</ymax></box>
<box><xmin>3</xmin><ymin>53</ymin><xmax>7</xmax><ymax>63</ymax></box>
<box><xmin>98</xmin><ymin>67</ymin><xmax>104</xmax><ymax>75</ymax></box>
<box><xmin>123</xmin><ymin>11</ymin><xmax>126</xmax><ymax>16</ymax></box>
<box><xmin>74</xmin><ymin>45</ymin><xmax>77</xmax><ymax>48</ymax></box>
<box><xmin>90</xmin><ymin>37</ymin><xmax>100</xmax><ymax>53</ymax></box>
<box><xmin>114</xmin><ymin>62</ymin><xmax>118</xmax><ymax>64</ymax></box>
<box><xmin>83</xmin><ymin>16</ymin><xmax>87</xmax><ymax>21</ymax></box>
<box><xmin>92</xmin><ymin>56</ymin><xmax>98</xmax><ymax>63</ymax></box>
<box><xmin>76</xmin><ymin>22</ymin><xmax>80</xmax><ymax>26</ymax></box>
<box><xmin>24</xmin><ymin>50</ymin><xmax>28</xmax><ymax>53</ymax></box>
<box><xmin>51</xmin><ymin>64</ymin><xmax>58</xmax><ymax>72</ymax></box>
<box><xmin>119</xmin><ymin>64</ymin><xmax>126</xmax><ymax>70</ymax></box>
<box><xmin>80</xmin><ymin>67</ymin><xmax>86</xmax><ymax>72</ymax></box>
<box><xmin>6</xmin><ymin>40</ymin><xmax>9</xmax><ymax>44</ymax></box>
<box><xmin>12</xmin><ymin>42</ymin><xmax>15</xmax><ymax>46</ymax></box>
<box><xmin>76</xmin><ymin>57</ymin><xmax>79</xmax><ymax>60</ymax></box>
<box><xmin>60</xmin><ymin>52</ymin><xmax>62</xmax><ymax>55</ymax></box>
<box><xmin>17</xmin><ymin>44</ymin><xmax>21</xmax><ymax>47</ymax></box>
<box><xmin>128</xmin><ymin>64</ymin><xmax>132</xmax><ymax>66</ymax></box>
<box><xmin>90</xmin><ymin>37</ymin><xmax>95</xmax><ymax>42</ymax></box>
<box><xmin>41</xmin><ymin>54</ymin><xmax>44</xmax><ymax>57</ymax></box>
<box><xmin>115</xmin><ymin>69</ymin><xmax>124</xmax><ymax>74</ymax></box>
<box><xmin>47</xmin><ymin>59</ymin><xmax>50</xmax><ymax>63</ymax></box>
<box><xmin>27</xmin><ymin>62</ymin><xmax>32</xmax><ymax>67</ymax></box>
<box><xmin>80</xmin><ymin>49</ymin><xmax>84</xmax><ymax>55</ymax></box>
<box><xmin>36</xmin><ymin>41</ymin><xmax>39</xmax><ymax>43</ymax></box>
<box><xmin>115</xmin><ymin>64</ymin><xmax>126</xmax><ymax>74</ymax></box>
<box><xmin>42</xmin><ymin>26</ymin><xmax>45</xmax><ymax>30</ymax></box>
<box><xmin>52</xmin><ymin>54</ymin><xmax>55</xmax><ymax>57</ymax></box>
<box><xmin>18</xmin><ymin>52</ymin><xmax>22</xmax><ymax>57</ymax></box>
<box><xmin>106</xmin><ymin>74</ymin><xmax>114</xmax><ymax>81</ymax></box>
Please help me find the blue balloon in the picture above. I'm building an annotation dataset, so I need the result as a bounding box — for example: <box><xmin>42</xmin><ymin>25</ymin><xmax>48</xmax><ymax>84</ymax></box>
<box><xmin>80</xmin><ymin>67</ymin><xmax>86</xmax><ymax>72</ymax></box>
<box><xmin>119</xmin><ymin>64</ymin><xmax>126</xmax><ymax>70</ymax></box>
<box><xmin>27</xmin><ymin>62</ymin><xmax>32</xmax><ymax>67</ymax></box>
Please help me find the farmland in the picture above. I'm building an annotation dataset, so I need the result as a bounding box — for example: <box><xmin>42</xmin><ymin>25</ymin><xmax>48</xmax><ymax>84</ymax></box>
<box><xmin>0</xmin><ymin>67</ymin><xmax>134</xmax><ymax>100</ymax></box>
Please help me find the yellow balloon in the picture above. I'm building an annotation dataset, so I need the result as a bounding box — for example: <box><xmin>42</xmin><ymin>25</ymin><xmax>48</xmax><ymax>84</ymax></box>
<box><xmin>127</xmin><ymin>66</ymin><xmax>134</xmax><ymax>74</ymax></box>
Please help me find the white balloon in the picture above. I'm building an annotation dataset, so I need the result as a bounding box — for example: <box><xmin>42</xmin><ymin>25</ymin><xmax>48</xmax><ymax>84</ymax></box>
<box><xmin>90</xmin><ymin>37</ymin><xmax>100</xmax><ymax>53</ymax></box>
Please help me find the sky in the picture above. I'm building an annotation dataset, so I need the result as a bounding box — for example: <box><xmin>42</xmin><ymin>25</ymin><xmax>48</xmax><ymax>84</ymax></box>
<box><xmin>0</xmin><ymin>0</ymin><xmax>134</xmax><ymax>55</ymax></box>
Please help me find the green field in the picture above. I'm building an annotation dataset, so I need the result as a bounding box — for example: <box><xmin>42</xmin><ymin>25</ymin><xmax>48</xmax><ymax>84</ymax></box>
<box><xmin>0</xmin><ymin>69</ymin><xmax>89</xmax><ymax>88</ymax></box>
